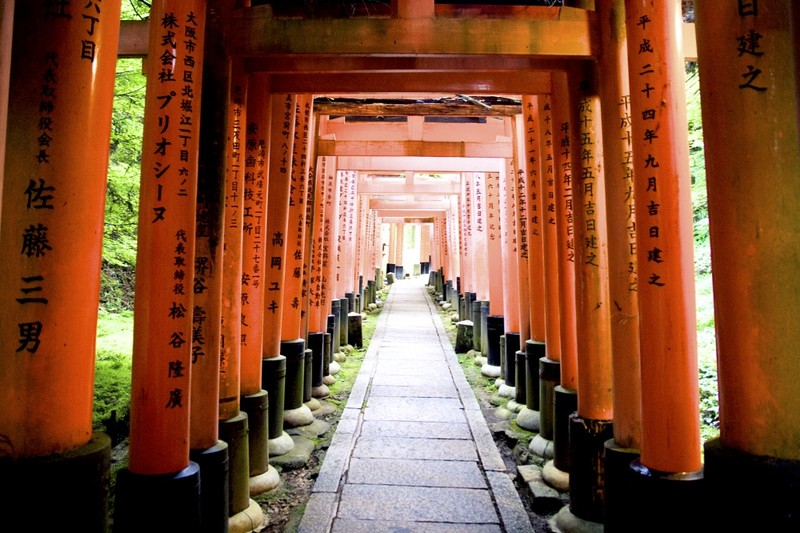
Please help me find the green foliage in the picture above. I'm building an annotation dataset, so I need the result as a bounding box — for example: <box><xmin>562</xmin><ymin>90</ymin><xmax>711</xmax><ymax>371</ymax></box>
<box><xmin>93</xmin><ymin>311</ymin><xmax>134</xmax><ymax>437</ymax></box>
<box><xmin>101</xmin><ymin>57</ymin><xmax>144</xmax><ymax>311</ymax></box>
<box><xmin>699</xmin><ymin>358</ymin><xmax>720</xmax><ymax>442</ymax></box>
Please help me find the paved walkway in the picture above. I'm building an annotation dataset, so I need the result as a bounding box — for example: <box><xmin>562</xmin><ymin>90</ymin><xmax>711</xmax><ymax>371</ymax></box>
<box><xmin>298</xmin><ymin>276</ymin><xmax>534</xmax><ymax>532</ymax></box>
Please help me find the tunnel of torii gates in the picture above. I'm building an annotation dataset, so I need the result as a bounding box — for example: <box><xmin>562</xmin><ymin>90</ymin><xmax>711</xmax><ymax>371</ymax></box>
<box><xmin>0</xmin><ymin>0</ymin><xmax>799</xmax><ymax>532</ymax></box>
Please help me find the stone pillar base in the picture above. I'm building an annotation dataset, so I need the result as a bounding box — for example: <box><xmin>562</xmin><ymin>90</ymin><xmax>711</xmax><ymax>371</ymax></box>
<box><xmin>481</xmin><ymin>363</ymin><xmax>501</xmax><ymax>378</ymax></box>
<box><xmin>530</xmin><ymin>434</ymin><xmax>554</xmax><ymax>460</ymax></box>
<box><xmin>312</xmin><ymin>384</ymin><xmax>330</xmax><ymax>399</ymax></box>
<box><xmin>0</xmin><ymin>433</ymin><xmax>111</xmax><ymax>533</ymax></box>
<box><xmin>268</xmin><ymin>432</ymin><xmax>294</xmax><ymax>457</ymax></box>
<box><xmin>543</xmin><ymin>459</ymin><xmax>570</xmax><ymax>492</ymax></box>
<box><xmin>229</xmin><ymin>498</ymin><xmax>265</xmax><ymax>533</ymax></box>
<box><xmin>283</xmin><ymin>404</ymin><xmax>314</xmax><ymax>428</ymax></box>
<box><xmin>516</xmin><ymin>407</ymin><xmax>540</xmax><ymax>432</ymax></box>
<box><xmin>249</xmin><ymin>464</ymin><xmax>281</xmax><ymax>495</ymax></box>
<box><xmin>554</xmin><ymin>505</ymin><xmax>604</xmax><ymax>533</ymax></box>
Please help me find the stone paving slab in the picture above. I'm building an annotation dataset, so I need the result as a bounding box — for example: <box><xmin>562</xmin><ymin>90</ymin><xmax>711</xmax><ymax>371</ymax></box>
<box><xmin>331</xmin><ymin>519</ymin><xmax>503</xmax><ymax>533</ymax></box>
<box><xmin>353</xmin><ymin>436</ymin><xmax>478</xmax><ymax>461</ymax></box>
<box><xmin>336</xmin><ymin>484</ymin><xmax>499</xmax><ymax>524</ymax></box>
<box><xmin>358</xmin><ymin>420</ymin><xmax>472</xmax><ymax>440</ymax></box>
<box><xmin>369</xmin><ymin>383</ymin><xmax>459</xmax><ymax>398</ymax></box>
<box><xmin>301</xmin><ymin>278</ymin><xmax>533</xmax><ymax>533</ymax></box>
<box><xmin>347</xmin><ymin>457</ymin><xmax>487</xmax><ymax>488</ymax></box>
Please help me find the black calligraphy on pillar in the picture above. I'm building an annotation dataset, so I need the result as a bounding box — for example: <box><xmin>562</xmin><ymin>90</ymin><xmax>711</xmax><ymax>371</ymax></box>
<box><xmin>560</xmin><ymin>121</ymin><xmax>574</xmax><ymax>262</ymax></box>
<box><xmin>579</xmin><ymin>97</ymin><xmax>599</xmax><ymax>268</ymax></box>
<box><xmin>735</xmin><ymin>0</ymin><xmax>767</xmax><ymax>92</ymax></box>
<box><xmin>619</xmin><ymin>94</ymin><xmax>638</xmax><ymax>291</ymax></box>
<box><xmin>634</xmin><ymin>10</ymin><xmax>666</xmax><ymax>288</ymax></box>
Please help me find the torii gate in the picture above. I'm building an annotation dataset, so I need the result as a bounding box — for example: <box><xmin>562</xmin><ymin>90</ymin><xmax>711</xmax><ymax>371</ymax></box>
<box><xmin>1</xmin><ymin>1</ymin><xmax>800</xmax><ymax>532</ymax></box>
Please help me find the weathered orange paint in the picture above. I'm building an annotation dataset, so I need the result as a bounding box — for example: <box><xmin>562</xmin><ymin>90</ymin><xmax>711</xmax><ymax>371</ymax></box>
<box><xmin>307</xmin><ymin>158</ymin><xmax>328</xmax><ymax>334</ymax></box>
<box><xmin>572</xmin><ymin>90</ymin><xmax>614</xmax><ymax>421</ymax></box>
<box><xmin>218</xmin><ymin>62</ymin><xmax>247</xmax><ymax>421</ymax></box>
<box><xmin>551</xmin><ymin>71</ymin><xmax>578</xmax><ymax>392</ymax></box>
<box><xmin>537</xmin><ymin>95</ymin><xmax>563</xmax><ymax>361</ymax></box>
<box><xmin>0</xmin><ymin>0</ymin><xmax>121</xmax><ymax>458</ymax></box>
<box><xmin>501</xmin><ymin>158</ymin><xmax>521</xmax><ymax>334</ymax></box>
<box><xmin>240</xmin><ymin>73</ymin><xmax>270</xmax><ymax>396</ymax></box>
<box><xmin>261</xmin><ymin>93</ymin><xmax>297</xmax><ymax>359</ymax></box>
<box><xmin>486</xmin><ymin>172</ymin><xmax>505</xmax><ymax>316</ymax></box>
<box><xmin>626</xmin><ymin>0</ymin><xmax>701</xmax><ymax>473</ymax></box>
<box><xmin>597</xmin><ymin>0</ymin><xmax>641</xmax><ymax>449</ymax></box>
<box><xmin>511</xmin><ymin>117</ymin><xmax>531</xmax><ymax>342</ymax></box>
<box><xmin>520</xmin><ymin>101</ymin><xmax>547</xmax><ymax>343</ymax></box>
<box><xmin>470</xmin><ymin>172</ymin><xmax>490</xmax><ymax>302</ymax></box>
<box><xmin>128</xmin><ymin>0</ymin><xmax>205</xmax><ymax>475</ymax></box>
<box><xmin>696</xmin><ymin>0</ymin><xmax>800</xmax><ymax>460</ymax></box>
<box><xmin>459</xmin><ymin>175</ymin><xmax>473</xmax><ymax>296</ymax></box>
<box><xmin>319</xmin><ymin>160</ymin><xmax>340</xmax><ymax>325</ymax></box>
<box><xmin>281</xmin><ymin>94</ymin><xmax>313</xmax><ymax>341</ymax></box>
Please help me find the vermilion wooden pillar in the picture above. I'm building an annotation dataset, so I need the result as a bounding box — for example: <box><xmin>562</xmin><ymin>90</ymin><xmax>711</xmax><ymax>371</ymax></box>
<box><xmin>0</xmin><ymin>2</ymin><xmax>121</xmax><ymax>529</ymax></box>
<box><xmin>549</xmin><ymin>70</ymin><xmax>579</xmax><ymax>479</ymax></box>
<box><xmin>459</xmin><ymin>174</ymin><xmax>473</xmax><ymax>300</ymax></box>
<box><xmin>281</xmin><ymin>94</ymin><xmax>315</xmax><ymax>429</ymax></box>
<box><xmin>114</xmin><ymin>2</ymin><xmax>206</xmax><ymax>531</ymax></box>
<box><xmin>307</xmin><ymin>156</ymin><xmax>332</xmax><ymax>389</ymax></box>
<box><xmin>624</xmin><ymin>0</ymin><xmax>703</xmax><ymax>526</ymax></box>
<box><xmin>516</xmin><ymin>96</ymin><xmax>547</xmax><ymax>434</ymax></box>
<box><xmin>482</xmin><ymin>171</ymin><xmax>505</xmax><ymax>379</ymax></box>
<box><xmin>471</xmin><ymin>172</ymin><xmax>490</xmax><ymax>358</ymax></box>
<box><xmin>187</xmin><ymin>4</ymin><xmax>226</xmax><ymax>530</ymax></box>
<box><xmin>262</xmin><ymin>93</ymin><xmax>297</xmax><ymax>457</ymax></box>
<box><xmin>562</xmin><ymin>82</ymin><xmax>615</xmax><ymax>526</ymax></box>
<box><xmin>499</xmin><ymin>156</ymin><xmax>522</xmax><ymax>398</ymax></box>
<box><xmin>526</xmin><ymin>96</ymin><xmax>561</xmax><ymax>446</ymax></box>
<box><xmin>596</xmin><ymin>1</ymin><xmax>642</xmax><ymax>528</ymax></box>
<box><xmin>0</xmin><ymin>1</ymin><xmax>11</xmax><ymax>220</ymax></box>
<box><xmin>696</xmin><ymin>2</ymin><xmax>800</xmax><ymax>529</ymax></box>
<box><xmin>239</xmin><ymin>72</ymin><xmax>279</xmax><ymax>495</ymax></box>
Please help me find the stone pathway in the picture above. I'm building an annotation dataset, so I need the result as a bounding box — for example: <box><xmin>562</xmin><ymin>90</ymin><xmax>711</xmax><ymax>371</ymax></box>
<box><xmin>298</xmin><ymin>277</ymin><xmax>534</xmax><ymax>532</ymax></box>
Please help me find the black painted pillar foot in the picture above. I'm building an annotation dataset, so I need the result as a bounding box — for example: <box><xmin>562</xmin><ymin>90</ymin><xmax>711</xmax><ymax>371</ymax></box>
<box><xmin>568</xmin><ymin>414</ymin><xmax>614</xmax><ymax>524</ymax></box>
<box><xmin>0</xmin><ymin>433</ymin><xmax>111</xmax><ymax>533</ymax></box>
<box><xmin>190</xmin><ymin>441</ymin><xmax>229</xmax><ymax>533</ymax></box>
<box><xmin>603</xmin><ymin>439</ymin><xmax>640</xmax><ymax>532</ymax></box>
<box><xmin>554</xmin><ymin>385</ymin><xmax>577</xmax><ymax>474</ymax></box>
<box><xmin>625</xmin><ymin>459</ymin><xmax>705</xmax><ymax>531</ymax></box>
<box><xmin>703</xmin><ymin>438</ymin><xmax>798</xmax><ymax>531</ymax></box>
<box><xmin>282</xmin><ymin>339</ymin><xmax>314</xmax><ymax>428</ymax></box>
<box><xmin>219</xmin><ymin>412</ymin><xmax>250</xmax><ymax>517</ymax></box>
<box><xmin>114</xmin><ymin>462</ymin><xmax>201</xmax><ymax>533</ymax></box>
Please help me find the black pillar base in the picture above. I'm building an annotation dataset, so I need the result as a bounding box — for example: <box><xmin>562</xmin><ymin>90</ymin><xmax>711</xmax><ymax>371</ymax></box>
<box><xmin>0</xmin><ymin>433</ymin><xmax>111</xmax><ymax>533</ymax></box>
<box><xmin>471</xmin><ymin>300</ymin><xmax>482</xmax><ymax>352</ymax></box>
<box><xmin>626</xmin><ymin>459</ymin><xmax>705</xmax><ymax>531</ymax></box>
<box><xmin>486</xmin><ymin>315</ymin><xmax>505</xmax><ymax>367</ymax></box>
<box><xmin>504</xmin><ymin>332</ymin><xmax>521</xmax><ymax>387</ymax></box>
<box><xmin>525</xmin><ymin>340</ymin><xmax>545</xmax><ymax>411</ymax></box>
<box><xmin>303</xmin><ymin>348</ymin><xmax>313</xmax><ymax>403</ymax></box>
<box><xmin>308</xmin><ymin>332</ymin><xmax>325</xmax><ymax>387</ymax></box>
<box><xmin>262</xmin><ymin>355</ymin><xmax>287</xmax><ymax>440</ymax></box>
<box><xmin>331</xmin><ymin>300</ymin><xmax>342</xmax><ymax>353</ymax></box>
<box><xmin>539</xmin><ymin>356</ymin><xmax>560</xmax><ymax>440</ymax></box>
<box><xmin>568</xmin><ymin>415</ymin><xmax>614</xmax><ymax>524</ymax></box>
<box><xmin>348</xmin><ymin>312</ymin><xmax>363</xmax><ymax>348</ymax></box>
<box><xmin>281</xmin><ymin>339</ymin><xmax>306</xmax><ymax>411</ymax></box>
<box><xmin>704</xmin><ymin>437</ymin><xmax>800</xmax><ymax>531</ymax></box>
<box><xmin>480</xmin><ymin>302</ymin><xmax>490</xmax><ymax>357</ymax></box>
<box><xmin>514</xmin><ymin>350</ymin><xmax>527</xmax><ymax>405</ymax></box>
<box><xmin>240</xmin><ymin>390</ymin><xmax>268</xmax><ymax>476</ymax></box>
<box><xmin>113</xmin><ymin>462</ymin><xmax>201</xmax><ymax>533</ymax></box>
<box><xmin>190</xmin><ymin>440</ymin><xmax>229</xmax><ymax>533</ymax></box>
<box><xmin>553</xmin><ymin>385</ymin><xmax>577</xmax><ymax>473</ymax></box>
<box><xmin>219</xmin><ymin>412</ymin><xmax>250</xmax><ymax>516</ymax></box>
<box><xmin>603</xmin><ymin>439</ymin><xmax>640</xmax><ymax>532</ymax></box>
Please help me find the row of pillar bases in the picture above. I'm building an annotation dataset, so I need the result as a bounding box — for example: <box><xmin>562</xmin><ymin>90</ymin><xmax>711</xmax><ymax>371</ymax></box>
<box><xmin>105</xmin><ymin>295</ymin><xmax>363</xmax><ymax>533</ymax></box>
<box><xmin>437</xmin><ymin>279</ymin><xmax>776</xmax><ymax>532</ymax></box>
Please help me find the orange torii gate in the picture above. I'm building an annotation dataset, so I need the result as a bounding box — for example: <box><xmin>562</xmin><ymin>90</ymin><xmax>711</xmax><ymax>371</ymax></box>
<box><xmin>4</xmin><ymin>1</ymin><xmax>800</xmax><ymax>531</ymax></box>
